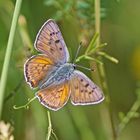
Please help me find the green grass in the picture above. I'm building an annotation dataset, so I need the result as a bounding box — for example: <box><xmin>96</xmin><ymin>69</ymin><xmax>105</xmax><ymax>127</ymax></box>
<box><xmin>0</xmin><ymin>0</ymin><xmax>22</xmax><ymax>119</ymax></box>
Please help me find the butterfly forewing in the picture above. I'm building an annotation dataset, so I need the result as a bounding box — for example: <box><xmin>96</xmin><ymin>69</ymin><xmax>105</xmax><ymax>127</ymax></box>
<box><xmin>24</xmin><ymin>19</ymin><xmax>69</xmax><ymax>89</ymax></box>
<box><xmin>36</xmin><ymin>81</ymin><xmax>70</xmax><ymax>111</ymax></box>
<box><xmin>70</xmin><ymin>70</ymin><xmax>104</xmax><ymax>105</ymax></box>
<box><xmin>34</xmin><ymin>19</ymin><xmax>69</xmax><ymax>64</ymax></box>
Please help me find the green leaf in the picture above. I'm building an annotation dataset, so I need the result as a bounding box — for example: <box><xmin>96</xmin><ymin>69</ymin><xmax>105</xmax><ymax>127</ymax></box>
<box><xmin>85</xmin><ymin>33</ymin><xmax>99</xmax><ymax>55</ymax></box>
<box><xmin>132</xmin><ymin>112</ymin><xmax>140</xmax><ymax>118</ymax></box>
<box><xmin>76</xmin><ymin>55</ymin><xmax>85</xmax><ymax>62</ymax></box>
<box><xmin>98</xmin><ymin>51</ymin><xmax>119</xmax><ymax>64</ymax></box>
<box><xmin>88</xmin><ymin>42</ymin><xmax>107</xmax><ymax>55</ymax></box>
<box><xmin>84</xmin><ymin>56</ymin><xmax>103</xmax><ymax>64</ymax></box>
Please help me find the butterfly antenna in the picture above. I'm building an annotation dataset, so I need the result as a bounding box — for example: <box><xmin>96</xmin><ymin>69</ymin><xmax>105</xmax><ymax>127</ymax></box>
<box><xmin>75</xmin><ymin>64</ymin><xmax>95</xmax><ymax>71</ymax></box>
<box><xmin>73</xmin><ymin>42</ymin><xmax>82</xmax><ymax>64</ymax></box>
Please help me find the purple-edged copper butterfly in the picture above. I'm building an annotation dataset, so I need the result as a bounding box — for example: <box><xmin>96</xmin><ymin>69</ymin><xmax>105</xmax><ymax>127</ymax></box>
<box><xmin>24</xmin><ymin>19</ymin><xmax>104</xmax><ymax>111</ymax></box>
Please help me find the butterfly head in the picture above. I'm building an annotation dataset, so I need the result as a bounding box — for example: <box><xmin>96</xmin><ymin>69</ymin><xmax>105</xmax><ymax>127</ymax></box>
<box><xmin>72</xmin><ymin>63</ymin><xmax>76</xmax><ymax>69</ymax></box>
<box><xmin>63</xmin><ymin>63</ymin><xmax>76</xmax><ymax>73</ymax></box>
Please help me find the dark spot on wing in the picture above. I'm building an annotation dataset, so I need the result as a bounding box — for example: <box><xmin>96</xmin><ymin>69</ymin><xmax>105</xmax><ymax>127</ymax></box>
<box><xmin>81</xmin><ymin>79</ymin><xmax>83</xmax><ymax>82</ymax></box>
<box><xmin>42</xmin><ymin>100</ymin><xmax>47</xmax><ymax>105</ymax></box>
<box><xmin>85</xmin><ymin>83</ymin><xmax>89</xmax><ymax>87</ymax></box>
<box><xmin>89</xmin><ymin>92</ymin><xmax>92</xmax><ymax>94</ymax></box>
<box><xmin>55</xmin><ymin>39</ymin><xmax>60</xmax><ymax>43</ymax></box>
<box><xmin>59</xmin><ymin>47</ymin><xmax>62</xmax><ymax>51</ymax></box>
<box><xmin>93</xmin><ymin>86</ymin><xmax>97</xmax><ymax>90</ymax></box>
<box><xmin>50</xmin><ymin>32</ymin><xmax>55</xmax><ymax>36</ymax></box>
<box><xmin>30</xmin><ymin>81</ymin><xmax>34</xmax><ymax>86</ymax></box>
<box><xmin>38</xmin><ymin>94</ymin><xmax>43</xmax><ymax>101</ymax></box>
<box><xmin>81</xmin><ymin>90</ymin><xmax>83</xmax><ymax>93</ymax></box>
<box><xmin>56</xmin><ymin>31</ymin><xmax>59</xmax><ymax>34</ymax></box>
<box><xmin>50</xmin><ymin>48</ymin><xmax>54</xmax><ymax>53</ymax></box>
<box><xmin>58</xmin><ymin>89</ymin><xmax>63</xmax><ymax>92</ymax></box>
<box><xmin>42</xmin><ymin>65</ymin><xmax>46</xmax><ymax>69</ymax></box>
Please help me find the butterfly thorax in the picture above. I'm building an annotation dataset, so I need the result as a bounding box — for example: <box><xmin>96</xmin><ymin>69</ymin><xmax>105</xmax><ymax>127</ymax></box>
<box><xmin>39</xmin><ymin>63</ymin><xmax>75</xmax><ymax>89</ymax></box>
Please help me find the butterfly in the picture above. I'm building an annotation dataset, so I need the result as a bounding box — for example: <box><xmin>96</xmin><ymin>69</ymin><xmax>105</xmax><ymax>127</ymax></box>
<box><xmin>24</xmin><ymin>19</ymin><xmax>104</xmax><ymax>111</ymax></box>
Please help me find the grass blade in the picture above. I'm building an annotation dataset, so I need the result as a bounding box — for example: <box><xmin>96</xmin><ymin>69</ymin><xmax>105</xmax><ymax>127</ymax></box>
<box><xmin>85</xmin><ymin>33</ymin><xmax>99</xmax><ymax>55</ymax></box>
<box><xmin>98</xmin><ymin>51</ymin><xmax>119</xmax><ymax>64</ymax></box>
<box><xmin>0</xmin><ymin>0</ymin><xmax>22</xmax><ymax>119</ymax></box>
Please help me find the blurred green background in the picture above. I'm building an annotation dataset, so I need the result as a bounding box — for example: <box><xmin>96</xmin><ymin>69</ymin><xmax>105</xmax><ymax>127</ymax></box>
<box><xmin>0</xmin><ymin>0</ymin><xmax>140</xmax><ymax>140</ymax></box>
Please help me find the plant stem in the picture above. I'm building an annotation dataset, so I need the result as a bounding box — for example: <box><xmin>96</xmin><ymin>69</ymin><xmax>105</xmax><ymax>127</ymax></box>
<box><xmin>13</xmin><ymin>96</ymin><xmax>37</xmax><ymax>110</ymax></box>
<box><xmin>117</xmin><ymin>98</ymin><xmax>140</xmax><ymax>136</ymax></box>
<box><xmin>0</xmin><ymin>0</ymin><xmax>22</xmax><ymax>119</ymax></box>
<box><xmin>94</xmin><ymin>0</ymin><xmax>116</xmax><ymax>140</ymax></box>
<box><xmin>46</xmin><ymin>111</ymin><xmax>52</xmax><ymax>140</ymax></box>
<box><xmin>95</xmin><ymin>1</ymin><xmax>100</xmax><ymax>47</ymax></box>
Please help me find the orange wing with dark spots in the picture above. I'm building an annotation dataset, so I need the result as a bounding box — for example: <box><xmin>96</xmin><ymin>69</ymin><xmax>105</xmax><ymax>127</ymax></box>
<box><xmin>24</xmin><ymin>55</ymin><xmax>56</xmax><ymax>88</ymax></box>
<box><xmin>36</xmin><ymin>81</ymin><xmax>70</xmax><ymax>111</ymax></box>
<box><xmin>24</xmin><ymin>19</ymin><xmax>70</xmax><ymax>89</ymax></box>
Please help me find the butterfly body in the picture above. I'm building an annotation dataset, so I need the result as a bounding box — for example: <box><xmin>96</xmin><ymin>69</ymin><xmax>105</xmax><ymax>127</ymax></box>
<box><xmin>39</xmin><ymin>63</ymin><xmax>75</xmax><ymax>89</ymax></box>
<box><xmin>24</xmin><ymin>19</ymin><xmax>104</xmax><ymax>111</ymax></box>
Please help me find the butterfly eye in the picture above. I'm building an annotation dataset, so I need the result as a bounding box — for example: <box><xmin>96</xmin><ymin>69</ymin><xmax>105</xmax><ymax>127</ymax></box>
<box><xmin>73</xmin><ymin>65</ymin><xmax>76</xmax><ymax>69</ymax></box>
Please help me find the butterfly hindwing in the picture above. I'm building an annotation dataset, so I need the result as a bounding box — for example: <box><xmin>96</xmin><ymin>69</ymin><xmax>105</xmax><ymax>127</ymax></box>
<box><xmin>34</xmin><ymin>19</ymin><xmax>69</xmax><ymax>64</ymax></box>
<box><xmin>36</xmin><ymin>81</ymin><xmax>70</xmax><ymax>111</ymax></box>
<box><xmin>24</xmin><ymin>54</ymin><xmax>56</xmax><ymax>88</ymax></box>
<box><xmin>70</xmin><ymin>70</ymin><xmax>104</xmax><ymax>105</ymax></box>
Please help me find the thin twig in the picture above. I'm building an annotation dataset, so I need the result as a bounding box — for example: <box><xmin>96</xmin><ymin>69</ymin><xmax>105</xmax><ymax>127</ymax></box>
<box><xmin>46</xmin><ymin>111</ymin><xmax>52</xmax><ymax>140</ymax></box>
<box><xmin>13</xmin><ymin>96</ymin><xmax>37</xmax><ymax>110</ymax></box>
<box><xmin>117</xmin><ymin>100</ymin><xmax>140</xmax><ymax>136</ymax></box>
<box><xmin>52</xmin><ymin>129</ymin><xmax>58</xmax><ymax>140</ymax></box>
<box><xmin>94</xmin><ymin>0</ymin><xmax>117</xmax><ymax>140</ymax></box>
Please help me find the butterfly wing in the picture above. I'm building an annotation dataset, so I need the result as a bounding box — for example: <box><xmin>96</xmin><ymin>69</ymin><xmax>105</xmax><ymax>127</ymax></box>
<box><xmin>36</xmin><ymin>81</ymin><xmax>70</xmax><ymax>111</ymax></box>
<box><xmin>70</xmin><ymin>70</ymin><xmax>104</xmax><ymax>105</ymax></box>
<box><xmin>24</xmin><ymin>54</ymin><xmax>57</xmax><ymax>88</ymax></box>
<box><xmin>34</xmin><ymin>19</ymin><xmax>69</xmax><ymax>64</ymax></box>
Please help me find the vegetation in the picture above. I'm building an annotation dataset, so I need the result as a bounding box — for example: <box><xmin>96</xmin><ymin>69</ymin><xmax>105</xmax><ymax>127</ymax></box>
<box><xmin>0</xmin><ymin>0</ymin><xmax>140</xmax><ymax>140</ymax></box>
